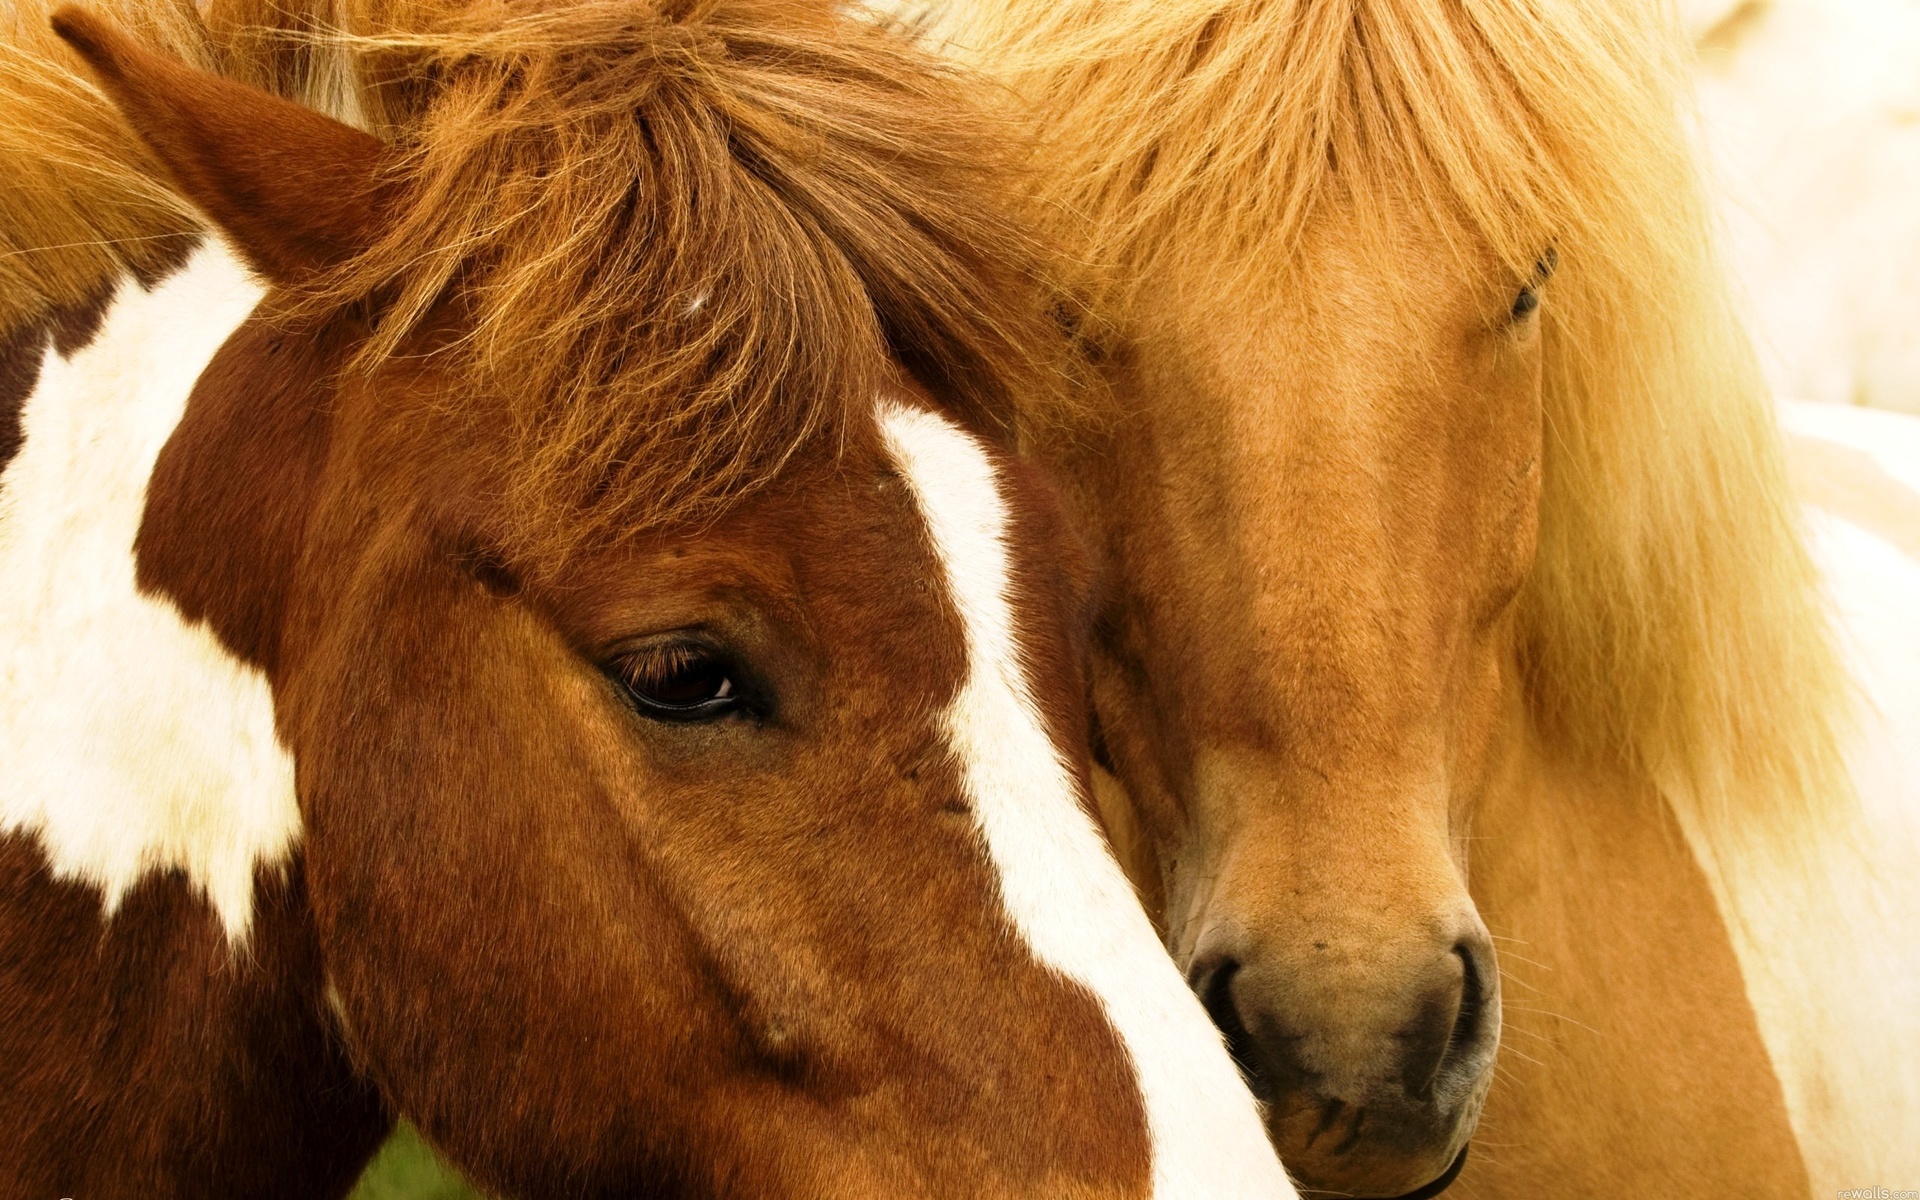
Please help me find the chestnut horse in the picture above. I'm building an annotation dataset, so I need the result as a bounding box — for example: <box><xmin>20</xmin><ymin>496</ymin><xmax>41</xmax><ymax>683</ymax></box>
<box><xmin>0</xmin><ymin>3</ymin><xmax>1293</xmax><ymax>1196</ymax></box>
<box><xmin>911</xmin><ymin>0</ymin><xmax>1920</xmax><ymax>1194</ymax></box>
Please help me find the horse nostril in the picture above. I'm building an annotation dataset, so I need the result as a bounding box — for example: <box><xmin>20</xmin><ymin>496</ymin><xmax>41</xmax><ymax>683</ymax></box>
<box><xmin>1398</xmin><ymin>949</ymin><xmax>1467</xmax><ymax>1102</ymax></box>
<box><xmin>1446</xmin><ymin>941</ymin><xmax>1487</xmax><ymax>1066</ymax></box>
<box><xmin>1405</xmin><ymin>939</ymin><xmax>1493</xmax><ymax>1102</ymax></box>
<box><xmin>1193</xmin><ymin>957</ymin><xmax>1275</xmax><ymax>1102</ymax></box>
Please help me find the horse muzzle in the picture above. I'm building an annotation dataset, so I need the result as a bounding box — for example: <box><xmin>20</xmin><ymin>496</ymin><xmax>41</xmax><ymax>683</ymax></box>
<box><xmin>1190</xmin><ymin>916</ymin><xmax>1498</xmax><ymax>1197</ymax></box>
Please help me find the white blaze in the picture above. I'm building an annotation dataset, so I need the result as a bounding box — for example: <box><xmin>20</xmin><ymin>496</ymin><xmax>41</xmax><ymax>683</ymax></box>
<box><xmin>877</xmin><ymin>402</ymin><xmax>1295</xmax><ymax>1199</ymax></box>
<box><xmin>0</xmin><ymin>239</ymin><xmax>298</xmax><ymax>943</ymax></box>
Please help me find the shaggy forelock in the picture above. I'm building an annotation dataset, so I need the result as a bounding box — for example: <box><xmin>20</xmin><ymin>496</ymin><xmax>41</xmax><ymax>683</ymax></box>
<box><xmin>292</xmin><ymin>0</ymin><xmax>1074</xmax><ymax>558</ymax></box>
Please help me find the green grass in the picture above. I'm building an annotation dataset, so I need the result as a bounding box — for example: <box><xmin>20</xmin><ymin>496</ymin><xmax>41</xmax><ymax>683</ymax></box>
<box><xmin>348</xmin><ymin>1124</ymin><xmax>489</xmax><ymax>1200</ymax></box>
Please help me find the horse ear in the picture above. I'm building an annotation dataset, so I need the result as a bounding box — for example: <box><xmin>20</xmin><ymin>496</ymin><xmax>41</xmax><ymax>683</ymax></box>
<box><xmin>51</xmin><ymin>6</ymin><xmax>389</xmax><ymax>282</ymax></box>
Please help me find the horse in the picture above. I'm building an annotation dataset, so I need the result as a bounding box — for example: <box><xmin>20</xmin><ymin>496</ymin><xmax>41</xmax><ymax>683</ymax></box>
<box><xmin>903</xmin><ymin>0</ymin><xmax>1920</xmax><ymax>1193</ymax></box>
<box><xmin>0</xmin><ymin>3</ymin><xmax>1295</xmax><ymax>1196</ymax></box>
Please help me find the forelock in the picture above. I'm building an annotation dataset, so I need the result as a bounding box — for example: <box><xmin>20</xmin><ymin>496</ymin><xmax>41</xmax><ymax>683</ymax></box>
<box><xmin>293</xmin><ymin>0</ymin><xmax>1076</xmax><ymax>562</ymax></box>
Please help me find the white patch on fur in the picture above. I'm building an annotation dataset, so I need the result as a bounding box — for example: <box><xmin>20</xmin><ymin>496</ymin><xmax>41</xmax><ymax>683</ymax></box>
<box><xmin>1674</xmin><ymin>402</ymin><xmax>1920</xmax><ymax>1191</ymax></box>
<box><xmin>0</xmin><ymin>240</ymin><xmax>298</xmax><ymax>943</ymax></box>
<box><xmin>1723</xmin><ymin>510</ymin><xmax>1920</xmax><ymax>1190</ymax></box>
<box><xmin>878</xmin><ymin>402</ymin><xmax>1294</xmax><ymax>1199</ymax></box>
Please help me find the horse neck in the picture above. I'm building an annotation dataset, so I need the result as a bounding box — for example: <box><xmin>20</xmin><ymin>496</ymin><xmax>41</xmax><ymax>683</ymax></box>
<box><xmin>1458</xmin><ymin>694</ymin><xmax>1811</xmax><ymax>1192</ymax></box>
<box><xmin>0</xmin><ymin>238</ymin><xmax>385</xmax><ymax>1190</ymax></box>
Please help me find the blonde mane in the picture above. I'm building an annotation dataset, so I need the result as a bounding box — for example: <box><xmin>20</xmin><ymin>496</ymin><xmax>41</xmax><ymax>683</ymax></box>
<box><xmin>933</xmin><ymin>0</ymin><xmax>1853</xmax><ymax>855</ymax></box>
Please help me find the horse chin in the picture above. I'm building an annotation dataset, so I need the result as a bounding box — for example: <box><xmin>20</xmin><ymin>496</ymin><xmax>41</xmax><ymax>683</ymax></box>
<box><xmin>1389</xmin><ymin>1144</ymin><xmax>1471</xmax><ymax>1200</ymax></box>
<box><xmin>1283</xmin><ymin>1135</ymin><xmax>1473</xmax><ymax>1199</ymax></box>
<box><xmin>1263</xmin><ymin>1064</ymin><xmax>1489</xmax><ymax>1199</ymax></box>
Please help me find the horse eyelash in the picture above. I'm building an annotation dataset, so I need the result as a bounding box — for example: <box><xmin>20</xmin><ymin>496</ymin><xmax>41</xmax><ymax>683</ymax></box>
<box><xmin>614</xmin><ymin>641</ymin><xmax>711</xmax><ymax>690</ymax></box>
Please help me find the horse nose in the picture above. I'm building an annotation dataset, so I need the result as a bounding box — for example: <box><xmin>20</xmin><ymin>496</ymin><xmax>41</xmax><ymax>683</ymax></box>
<box><xmin>1190</xmin><ymin>920</ymin><xmax>1498</xmax><ymax>1197</ymax></box>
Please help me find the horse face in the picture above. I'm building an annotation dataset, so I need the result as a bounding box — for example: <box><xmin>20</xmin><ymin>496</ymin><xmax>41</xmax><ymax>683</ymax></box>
<box><xmin>1056</xmin><ymin>201</ymin><xmax>1544</xmax><ymax>1194</ymax></box>
<box><xmin>56</xmin><ymin>10</ymin><xmax>1290</xmax><ymax>1197</ymax></box>
<box><xmin>271</xmin><ymin>371</ymin><xmax>1158</xmax><ymax>1197</ymax></box>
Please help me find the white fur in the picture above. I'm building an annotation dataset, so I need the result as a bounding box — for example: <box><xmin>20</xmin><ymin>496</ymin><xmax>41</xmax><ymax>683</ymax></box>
<box><xmin>1676</xmin><ymin>404</ymin><xmax>1920</xmax><ymax>1193</ymax></box>
<box><xmin>0</xmin><ymin>240</ymin><xmax>298</xmax><ymax>943</ymax></box>
<box><xmin>877</xmin><ymin>402</ymin><xmax>1294</xmax><ymax>1199</ymax></box>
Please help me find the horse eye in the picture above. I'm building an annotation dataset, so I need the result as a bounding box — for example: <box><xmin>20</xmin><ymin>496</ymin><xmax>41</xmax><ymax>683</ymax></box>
<box><xmin>611</xmin><ymin>642</ymin><xmax>744</xmax><ymax>722</ymax></box>
<box><xmin>1511</xmin><ymin>250</ymin><xmax>1556</xmax><ymax>321</ymax></box>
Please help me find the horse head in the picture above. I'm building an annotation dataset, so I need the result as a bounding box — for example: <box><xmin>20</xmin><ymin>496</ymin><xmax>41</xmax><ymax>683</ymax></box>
<box><xmin>10</xmin><ymin>7</ymin><xmax>1291</xmax><ymax>1195</ymax></box>
<box><xmin>928</xmin><ymin>0</ymin><xmax>1845</xmax><ymax>1192</ymax></box>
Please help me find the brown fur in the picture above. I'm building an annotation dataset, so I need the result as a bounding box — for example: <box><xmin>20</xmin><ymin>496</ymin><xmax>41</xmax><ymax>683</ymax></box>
<box><xmin>0</xmin><ymin>833</ymin><xmax>389</xmax><ymax>1200</ymax></box>
<box><xmin>133</xmin><ymin>311</ymin><xmax>346</xmax><ymax>671</ymax></box>
<box><xmin>1461</xmin><ymin>708</ymin><xmax>1808</xmax><ymax>1195</ymax></box>
<box><xmin>939</xmin><ymin>0</ymin><xmax>1851</xmax><ymax>851</ymax></box>
<box><xmin>51</xmin><ymin>8</ymin><xmax>392</xmax><ymax>281</ymax></box>
<box><xmin>275</xmin><ymin>374</ymin><xmax>1147</xmax><ymax>1196</ymax></box>
<box><xmin>2</xmin><ymin>4</ymin><xmax>1156</xmax><ymax>1195</ymax></box>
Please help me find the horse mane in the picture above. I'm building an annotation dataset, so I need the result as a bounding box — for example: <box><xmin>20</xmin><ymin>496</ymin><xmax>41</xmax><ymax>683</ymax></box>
<box><xmin>249</xmin><ymin>0</ymin><xmax>1077</xmax><ymax>559</ymax></box>
<box><xmin>936</xmin><ymin>0</ymin><xmax>1854</xmax><ymax>855</ymax></box>
<box><xmin>6</xmin><ymin>0</ymin><xmax>1076</xmax><ymax>560</ymax></box>
<box><xmin>0</xmin><ymin>0</ymin><xmax>214</xmax><ymax>335</ymax></box>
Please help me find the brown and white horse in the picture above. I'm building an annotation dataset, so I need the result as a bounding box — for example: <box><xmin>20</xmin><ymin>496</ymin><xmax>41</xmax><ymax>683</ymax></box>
<box><xmin>0</xmin><ymin>3</ymin><xmax>1293</xmax><ymax>1196</ymax></box>
<box><xmin>911</xmin><ymin>0</ymin><xmax>1920</xmax><ymax>1194</ymax></box>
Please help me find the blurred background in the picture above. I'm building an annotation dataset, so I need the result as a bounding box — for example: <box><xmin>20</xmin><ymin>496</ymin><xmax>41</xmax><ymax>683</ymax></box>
<box><xmin>1686</xmin><ymin>0</ymin><xmax>1920</xmax><ymax>414</ymax></box>
<box><xmin>350</xmin><ymin>1124</ymin><xmax>485</xmax><ymax>1200</ymax></box>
